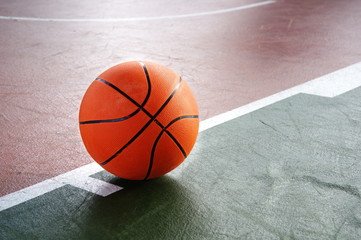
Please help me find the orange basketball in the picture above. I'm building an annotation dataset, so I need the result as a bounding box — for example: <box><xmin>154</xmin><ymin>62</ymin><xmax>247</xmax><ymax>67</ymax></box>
<box><xmin>79</xmin><ymin>61</ymin><xmax>199</xmax><ymax>180</ymax></box>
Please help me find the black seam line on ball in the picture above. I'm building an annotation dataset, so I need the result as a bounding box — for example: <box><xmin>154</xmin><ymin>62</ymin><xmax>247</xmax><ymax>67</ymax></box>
<box><xmin>100</xmin><ymin>77</ymin><xmax>183</xmax><ymax>166</ymax></box>
<box><xmin>79</xmin><ymin>108</ymin><xmax>142</xmax><ymax>125</ymax></box>
<box><xmin>165</xmin><ymin>115</ymin><xmax>199</xmax><ymax>128</ymax></box>
<box><xmin>163</xmin><ymin>115</ymin><xmax>200</xmax><ymax>158</ymax></box>
<box><xmin>79</xmin><ymin>63</ymin><xmax>153</xmax><ymax>125</ymax></box>
<box><xmin>96</xmin><ymin>78</ymin><xmax>142</xmax><ymax>108</ymax></box>
<box><xmin>152</xmin><ymin>115</ymin><xmax>199</xmax><ymax>153</ymax></box>
<box><xmin>164</xmin><ymin>130</ymin><xmax>187</xmax><ymax>158</ymax></box>
<box><xmin>79</xmin><ymin>63</ymin><xmax>152</xmax><ymax>125</ymax></box>
<box><xmin>139</xmin><ymin>61</ymin><xmax>152</xmax><ymax>107</ymax></box>
<box><xmin>143</xmin><ymin>114</ymin><xmax>199</xmax><ymax>180</ymax></box>
<box><xmin>139</xmin><ymin>62</ymin><xmax>152</xmax><ymax>113</ymax></box>
<box><xmin>144</xmin><ymin>131</ymin><xmax>164</xmax><ymax>180</ymax></box>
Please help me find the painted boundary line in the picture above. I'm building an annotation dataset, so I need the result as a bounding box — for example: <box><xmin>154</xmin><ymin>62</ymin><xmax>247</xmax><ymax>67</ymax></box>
<box><xmin>0</xmin><ymin>163</ymin><xmax>122</xmax><ymax>211</ymax></box>
<box><xmin>0</xmin><ymin>1</ymin><xmax>275</xmax><ymax>22</ymax></box>
<box><xmin>199</xmin><ymin>61</ymin><xmax>361</xmax><ymax>132</ymax></box>
<box><xmin>1</xmin><ymin>61</ymin><xmax>361</xmax><ymax>211</ymax></box>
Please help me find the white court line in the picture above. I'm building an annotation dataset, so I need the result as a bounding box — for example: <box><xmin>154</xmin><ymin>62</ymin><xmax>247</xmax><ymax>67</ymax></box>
<box><xmin>199</xmin><ymin>61</ymin><xmax>361</xmax><ymax>132</ymax></box>
<box><xmin>0</xmin><ymin>163</ymin><xmax>122</xmax><ymax>211</ymax></box>
<box><xmin>0</xmin><ymin>1</ymin><xmax>275</xmax><ymax>22</ymax></box>
<box><xmin>1</xmin><ymin>61</ymin><xmax>361</xmax><ymax>211</ymax></box>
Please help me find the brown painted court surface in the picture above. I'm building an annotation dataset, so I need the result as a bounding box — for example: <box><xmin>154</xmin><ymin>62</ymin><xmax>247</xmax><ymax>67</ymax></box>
<box><xmin>1</xmin><ymin>0</ymin><xmax>361</xmax><ymax>239</ymax></box>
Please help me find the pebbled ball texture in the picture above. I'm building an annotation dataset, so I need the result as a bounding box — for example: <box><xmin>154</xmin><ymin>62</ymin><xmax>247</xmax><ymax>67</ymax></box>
<box><xmin>79</xmin><ymin>61</ymin><xmax>199</xmax><ymax>180</ymax></box>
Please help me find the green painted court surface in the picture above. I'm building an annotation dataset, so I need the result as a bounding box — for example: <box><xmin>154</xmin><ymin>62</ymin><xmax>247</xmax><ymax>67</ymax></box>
<box><xmin>1</xmin><ymin>87</ymin><xmax>361</xmax><ymax>239</ymax></box>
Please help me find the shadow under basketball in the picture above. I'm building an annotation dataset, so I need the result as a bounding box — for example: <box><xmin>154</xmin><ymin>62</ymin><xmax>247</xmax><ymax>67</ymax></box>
<box><xmin>80</xmin><ymin>173</ymin><xmax>201</xmax><ymax>239</ymax></box>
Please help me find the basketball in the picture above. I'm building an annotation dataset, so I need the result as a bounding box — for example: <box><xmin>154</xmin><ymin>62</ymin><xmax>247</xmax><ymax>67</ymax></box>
<box><xmin>79</xmin><ymin>61</ymin><xmax>199</xmax><ymax>180</ymax></box>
